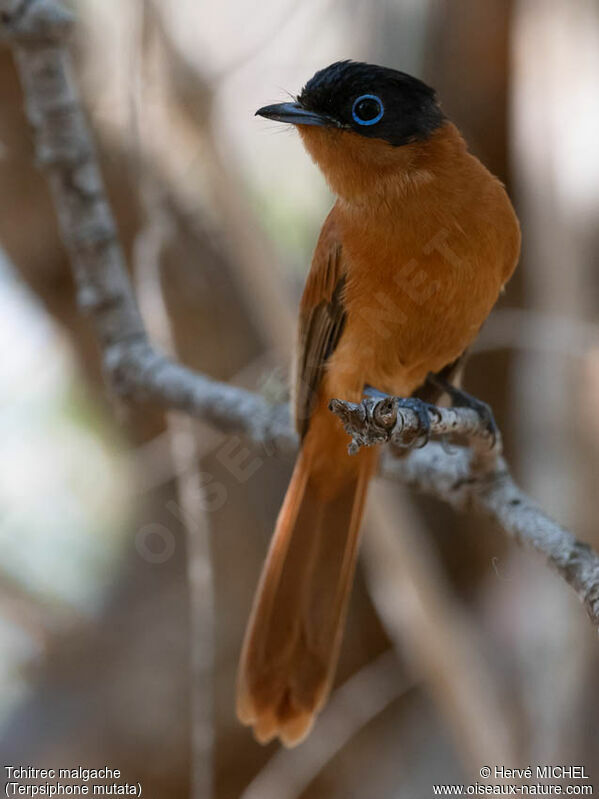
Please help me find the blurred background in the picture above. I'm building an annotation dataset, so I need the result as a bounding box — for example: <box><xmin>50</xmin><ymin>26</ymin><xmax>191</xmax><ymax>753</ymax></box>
<box><xmin>1</xmin><ymin>0</ymin><xmax>599</xmax><ymax>796</ymax></box>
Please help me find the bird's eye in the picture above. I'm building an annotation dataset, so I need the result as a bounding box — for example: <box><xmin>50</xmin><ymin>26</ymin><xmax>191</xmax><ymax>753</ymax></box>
<box><xmin>352</xmin><ymin>94</ymin><xmax>384</xmax><ymax>126</ymax></box>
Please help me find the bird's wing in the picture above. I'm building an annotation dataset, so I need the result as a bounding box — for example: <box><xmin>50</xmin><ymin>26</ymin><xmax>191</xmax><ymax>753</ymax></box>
<box><xmin>294</xmin><ymin>209</ymin><xmax>347</xmax><ymax>439</ymax></box>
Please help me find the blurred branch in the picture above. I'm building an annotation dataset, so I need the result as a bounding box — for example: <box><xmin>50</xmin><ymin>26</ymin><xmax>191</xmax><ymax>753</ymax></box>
<box><xmin>364</xmin><ymin>484</ymin><xmax>517</xmax><ymax>770</ymax></box>
<box><xmin>133</xmin><ymin>179</ymin><xmax>214</xmax><ymax>799</ymax></box>
<box><xmin>381</xmin><ymin>444</ymin><xmax>599</xmax><ymax>631</ymax></box>
<box><xmin>3</xmin><ymin>0</ymin><xmax>599</xmax><ymax>660</ymax></box>
<box><xmin>0</xmin><ymin>0</ymin><xmax>294</xmax><ymax>455</ymax></box>
<box><xmin>477</xmin><ymin>308</ymin><xmax>599</xmax><ymax>359</ymax></box>
<box><xmin>146</xmin><ymin>0</ymin><xmax>302</xmax><ymax>86</ymax></box>
<box><xmin>0</xmin><ymin>571</ymin><xmax>82</xmax><ymax>646</ymax></box>
<box><xmin>146</xmin><ymin>0</ymin><xmax>297</xmax><ymax>358</ymax></box>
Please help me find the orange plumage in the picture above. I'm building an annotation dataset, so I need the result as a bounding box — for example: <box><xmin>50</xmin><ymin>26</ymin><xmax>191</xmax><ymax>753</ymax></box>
<box><xmin>237</xmin><ymin>61</ymin><xmax>520</xmax><ymax>746</ymax></box>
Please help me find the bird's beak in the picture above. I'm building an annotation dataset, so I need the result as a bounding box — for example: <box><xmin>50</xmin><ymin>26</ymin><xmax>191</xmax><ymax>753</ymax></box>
<box><xmin>255</xmin><ymin>101</ymin><xmax>330</xmax><ymax>127</ymax></box>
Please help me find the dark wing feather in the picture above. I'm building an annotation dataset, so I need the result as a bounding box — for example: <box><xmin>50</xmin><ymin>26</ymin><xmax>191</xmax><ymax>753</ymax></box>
<box><xmin>295</xmin><ymin>210</ymin><xmax>347</xmax><ymax>439</ymax></box>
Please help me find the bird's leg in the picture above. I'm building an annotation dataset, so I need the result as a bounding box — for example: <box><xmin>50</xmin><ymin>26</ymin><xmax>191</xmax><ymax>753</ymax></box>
<box><xmin>364</xmin><ymin>385</ymin><xmax>437</xmax><ymax>448</ymax></box>
<box><xmin>425</xmin><ymin>373</ymin><xmax>498</xmax><ymax>446</ymax></box>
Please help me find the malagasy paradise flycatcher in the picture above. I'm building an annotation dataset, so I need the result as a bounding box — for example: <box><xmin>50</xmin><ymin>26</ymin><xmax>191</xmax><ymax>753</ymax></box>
<box><xmin>237</xmin><ymin>61</ymin><xmax>520</xmax><ymax>747</ymax></box>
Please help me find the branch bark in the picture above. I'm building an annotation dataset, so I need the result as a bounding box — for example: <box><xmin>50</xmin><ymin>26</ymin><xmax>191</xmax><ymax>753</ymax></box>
<box><xmin>380</xmin><ymin>444</ymin><xmax>599</xmax><ymax>629</ymax></box>
<box><xmin>2</xmin><ymin>0</ymin><xmax>599</xmax><ymax>649</ymax></box>
<box><xmin>329</xmin><ymin>394</ymin><xmax>498</xmax><ymax>463</ymax></box>
<box><xmin>0</xmin><ymin>0</ymin><xmax>295</xmax><ymax>455</ymax></box>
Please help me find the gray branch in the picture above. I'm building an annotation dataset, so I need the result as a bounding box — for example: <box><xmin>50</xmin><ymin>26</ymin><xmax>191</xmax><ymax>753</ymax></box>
<box><xmin>380</xmin><ymin>445</ymin><xmax>599</xmax><ymax>630</ymax></box>
<box><xmin>329</xmin><ymin>394</ymin><xmax>498</xmax><ymax>464</ymax></box>
<box><xmin>0</xmin><ymin>0</ymin><xmax>296</xmax><ymax>457</ymax></box>
<box><xmin>3</xmin><ymin>0</ymin><xmax>599</xmax><ymax>635</ymax></box>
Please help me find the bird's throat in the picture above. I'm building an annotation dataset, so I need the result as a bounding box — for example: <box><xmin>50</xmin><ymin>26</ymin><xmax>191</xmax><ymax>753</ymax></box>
<box><xmin>298</xmin><ymin>121</ymin><xmax>465</xmax><ymax>205</ymax></box>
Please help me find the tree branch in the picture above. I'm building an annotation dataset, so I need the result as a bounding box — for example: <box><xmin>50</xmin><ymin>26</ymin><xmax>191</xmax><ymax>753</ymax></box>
<box><xmin>381</xmin><ymin>445</ymin><xmax>599</xmax><ymax>629</ymax></box>
<box><xmin>3</xmin><ymin>0</ymin><xmax>599</xmax><ymax>639</ymax></box>
<box><xmin>0</xmin><ymin>0</ymin><xmax>296</xmax><ymax>455</ymax></box>
<box><xmin>329</xmin><ymin>394</ymin><xmax>498</xmax><ymax>464</ymax></box>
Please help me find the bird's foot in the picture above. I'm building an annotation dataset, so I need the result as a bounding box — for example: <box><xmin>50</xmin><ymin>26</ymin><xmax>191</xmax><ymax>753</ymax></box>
<box><xmin>428</xmin><ymin>376</ymin><xmax>498</xmax><ymax>447</ymax></box>
<box><xmin>394</xmin><ymin>397</ymin><xmax>438</xmax><ymax>448</ymax></box>
<box><xmin>364</xmin><ymin>387</ymin><xmax>436</xmax><ymax>448</ymax></box>
<box><xmin>457</xmin><ymin>393</ymin><xmax>498</xmax><ymax>447</ymax></box>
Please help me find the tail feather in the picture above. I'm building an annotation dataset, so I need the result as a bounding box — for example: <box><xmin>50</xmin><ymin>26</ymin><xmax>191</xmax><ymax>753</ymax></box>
<box><xmin>236</xmin><ymin>445</ymin><xmax>376</xmax><ymax>747</ymax></box>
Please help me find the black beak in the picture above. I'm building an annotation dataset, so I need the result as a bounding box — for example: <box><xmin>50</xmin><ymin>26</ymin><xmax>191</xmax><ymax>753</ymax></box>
<box><xmin>255</xmin><ymin>101</ymin><xmax>330</xmax><ymax>127</ymax></box>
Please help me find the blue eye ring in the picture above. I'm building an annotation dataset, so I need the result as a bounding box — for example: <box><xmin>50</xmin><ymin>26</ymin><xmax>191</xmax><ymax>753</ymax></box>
<box><xmin>352</xmin><ymin>94</ymin><xmax>384</xmax><ymax>126</ymax></box>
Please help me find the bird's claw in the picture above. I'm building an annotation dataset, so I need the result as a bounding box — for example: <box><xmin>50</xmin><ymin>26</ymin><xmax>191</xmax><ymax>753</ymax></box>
<box><xmin>395</xmin><ymin>397</ymin><xmax>437</xmax><ymax>448</ymax></box>
<box><xmin>467</xmin><ymin>397</ymin><xmax>498</xmax><ymax>447</ymax></box>
<box><xmin>450</xmin><ymin>390</ymin><xmax>498</xmax><ymax>447</ymax></box>
<box><xmin>365</xmin><ymin>388</ymin><xmax>437</xmax><ymax>448</ymax></box>
<box><xmin>425</xmin><ymin>374</ymin><xmax>499</xmax><ymax>448</ymax></box>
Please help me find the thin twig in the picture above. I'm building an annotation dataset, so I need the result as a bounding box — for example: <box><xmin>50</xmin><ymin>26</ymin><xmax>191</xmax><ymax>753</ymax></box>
<box><xmin>364</xmin><ymin>482</ymin><xmax>517</xmax><ymax>773</ymax></box>
<box><xmin>133</xmin><ymin>174</ymin><xmax>214</xmax><ymax>799</ymax></box>
<box><xmin>147</xmin><ymin>0</ymin><xmax>297</xmax><ymax>358</ymax></box>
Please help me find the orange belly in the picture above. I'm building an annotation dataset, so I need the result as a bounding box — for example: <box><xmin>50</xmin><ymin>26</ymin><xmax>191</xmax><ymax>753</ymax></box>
<box><xmin>326</xmin><ymin>172</ymin><xmax>519</xmax><ymax>400</ymax></box>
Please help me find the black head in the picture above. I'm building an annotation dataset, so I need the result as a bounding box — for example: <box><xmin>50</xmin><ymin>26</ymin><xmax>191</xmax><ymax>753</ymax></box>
<box><xmin>256</xmin><ymin>60</ymin><xmax>445</xmax><ymax>147</ymax></box>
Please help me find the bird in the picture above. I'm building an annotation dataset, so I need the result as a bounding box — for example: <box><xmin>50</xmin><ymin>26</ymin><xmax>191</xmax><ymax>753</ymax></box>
<box><xmin>237</xmin><ymin>60</ymin><xmax>521</xmax><ymax>747</ymax></box>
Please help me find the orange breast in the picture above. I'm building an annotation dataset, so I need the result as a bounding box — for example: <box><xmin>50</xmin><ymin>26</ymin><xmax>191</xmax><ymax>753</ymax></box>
<box><xmin>326</xmin><ymin>137</ymin><xmax>520</xmax><ymax>397</ymax></box>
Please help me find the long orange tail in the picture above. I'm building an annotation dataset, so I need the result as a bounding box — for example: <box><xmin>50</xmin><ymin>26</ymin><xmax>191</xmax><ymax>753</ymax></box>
<box><xmin>236</xmin><ymin>425</ymin><xmax>377</xmax><ymax>747</ymax></box>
